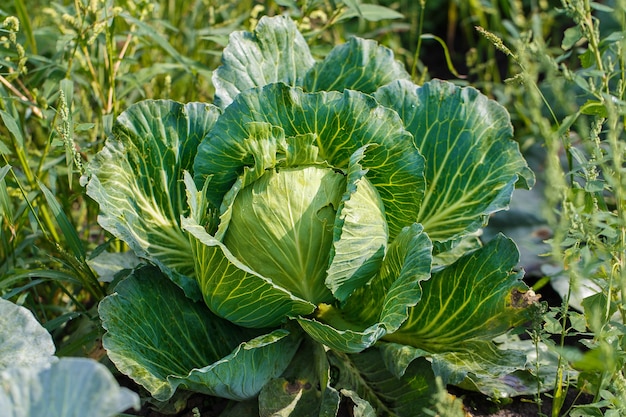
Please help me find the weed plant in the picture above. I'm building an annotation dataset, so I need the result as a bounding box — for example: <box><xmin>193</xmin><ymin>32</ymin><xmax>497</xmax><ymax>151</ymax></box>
<box><xmin>1</xmin><ymin>0</ymin><xmax>626</xmax><ymax>415</ymax></box>
<box><xmin>474</xmin><ymin>0</ymin><xmax>626</xmax><ymax>415</ymax></box>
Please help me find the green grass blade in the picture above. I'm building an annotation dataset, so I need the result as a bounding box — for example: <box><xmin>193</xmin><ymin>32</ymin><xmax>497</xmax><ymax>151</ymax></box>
<box><xmin>13</xmin><ymin>0</ymin><xmax>37</xmax><ymax>54</ymax></box>
<box><xmin>36</xmin><ymin>179</ymin><xmax>85</xmax><ymax>261</ymax></box>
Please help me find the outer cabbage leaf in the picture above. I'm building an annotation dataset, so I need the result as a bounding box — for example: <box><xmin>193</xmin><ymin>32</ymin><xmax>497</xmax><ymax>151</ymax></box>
<box><xmin>328</xmin><ymin>348</ymin><xmax>441</xmax><ymax>416</ymax></box>
<box><xmin>258</xmin><ymin>337</ymin><xmax>341</xmax><ymax>417</ymax></box>
<box><xmin>304</xmin><ymin>37</ymin><xmax>410</xmax><ymax>94</ymax></box>
<box><xmin>213</xmin><ymin>15</ymin><xmax>315</xmax><ymax>108</ymax></box>
<box><xmin>194</xmin><ymin>83</ymin><xmax>425</xmax><ymax>241</ymax></box>
<box><xmin>99</xmin><ymin>265</ymin><xmax>301</xmax><ymax>401</ymax></box>
<box><xmin>0</xmin><ymin>358</ymin><xmax>139</xmax><ymax>417</ymax></box>
<box><xmin>86</xmin><ymin>100</ymin><xmax>220</xmax><ymax>300</ymax></box>
<box><xmin>0</xmin><ymin>298</ymin><xmax>55</xmax><ymax>370</ymax></box>
<box><xmin>374</xmin><ymin>80</ymin><xmax>535</xmax><ymax>244</ymax></box>
<box><xmin>297</xmin><ymin>224</ymin><xmax>432</xmax><ymax>353</ymax></box>
<box><xmin>383</xmin><ymin>235</ymin><xmax>537</xmax><ymax>352</ymax></box>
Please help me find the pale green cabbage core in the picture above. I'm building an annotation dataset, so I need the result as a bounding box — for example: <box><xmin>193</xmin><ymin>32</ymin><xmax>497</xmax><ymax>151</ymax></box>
<box><xmin>223</xmin><ymin>166</ymin><xmax>345</xmax><ymax>304</ymax></box>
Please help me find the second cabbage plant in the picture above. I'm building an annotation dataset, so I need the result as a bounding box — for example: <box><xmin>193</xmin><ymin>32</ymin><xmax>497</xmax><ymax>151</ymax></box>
<box><xmin>86</xmin><ymin>16</ymin><xmax>539</xmax><ymax>416</ymax></box>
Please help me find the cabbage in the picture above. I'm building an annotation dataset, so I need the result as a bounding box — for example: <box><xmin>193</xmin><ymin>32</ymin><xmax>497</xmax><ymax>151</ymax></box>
<box><xmin>87</xmin><ymin>16</ymin><xmax>538</xmax><ymax>415</ymax></box>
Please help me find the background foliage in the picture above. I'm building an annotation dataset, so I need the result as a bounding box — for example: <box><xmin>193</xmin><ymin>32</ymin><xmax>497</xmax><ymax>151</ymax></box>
<box><xmin>1</xmin><ymin>0</ymin><xmax>625</xmax><ymax>415</ymax></box>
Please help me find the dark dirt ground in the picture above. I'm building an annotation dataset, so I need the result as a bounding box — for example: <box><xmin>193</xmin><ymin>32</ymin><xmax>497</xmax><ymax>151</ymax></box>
<box><xmin>455</xmin><ymin>386</ymin><xmax>594</xmax><ymax>417</ymax></box>
<box><xmin>125</xmin><ymin>385</ymin><xmax>594</xmax><ymax>417</ymax></box>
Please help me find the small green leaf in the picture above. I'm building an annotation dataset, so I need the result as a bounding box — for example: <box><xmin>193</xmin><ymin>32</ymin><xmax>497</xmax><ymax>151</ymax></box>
<box><xmin>355</xmin><ymin>4</ymin><xmax>404</xmax><ymax>21</ymax></box>
<box><xmin>562</xmin><ymin>26</ymin><xmax>583</xmax><ymax>50</ymax></box>
<box><xmin>38</xmin><ymin>180</ymin><xmax>85</xmax><ymax>261</ymax></box>
<box><xmin>99</xmin><ymin>265</ymin><xmax>301</xmax><ymax>401</ymax></box>
<box><xmin>0</xmin><ymin>110</ymin><xmax>25</xmax><ymax>148</ymax></box>
<box><xmin>342</xmin><ymin>0</ymin><xmax>363</xmax><ymax>17</ymax></box>
<box><xmin>579</xmin><ymin>49</ymin><xmax>595</xmax><ymax>68</ymax></box>
<box><xmin>580</xmin><ymin>99</ymin><xmax>608</xmax><ymax>116</ymax></box>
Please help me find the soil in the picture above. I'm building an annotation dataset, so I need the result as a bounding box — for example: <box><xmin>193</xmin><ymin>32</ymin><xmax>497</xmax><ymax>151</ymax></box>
<box><xmin>454</xmin><ymin>386</ymin><xmax>594</xmax><ymax>417</ymax></box>
<box><xmin>124</xmin><ymin>386</ymin><xmax>594</xmax><ymax>417</ymax></box>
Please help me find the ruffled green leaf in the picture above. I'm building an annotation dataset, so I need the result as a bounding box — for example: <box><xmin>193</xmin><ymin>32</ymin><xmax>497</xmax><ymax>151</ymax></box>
<box><xmin>99</xmin><ymin>265</ymin><xmax>301</xmax><ymax>401</ymax></box>
<box><xmin>374</xmin><ymin>79</ymin><xmax>534</xmax><ymax>243</ymax></box>
<box><xmin>194</xmin><ymin>83</ymin><xmax>425</xmax><ymax>240</ymax></box>
<box><xmin>342</xmin><ymin>223</ymin><xmax>432</xmax><ymax>330</ymax></box>
<box><xmin>0</xmin><ymin>358</ymin><xmax>139</xmax><ymax>417</ymax></box>
<box><xmin>378</xmin><ymin>340</ymin><xmax>531</xmax><ymax>399</ymax></box>
<box><xmin>0</xmin><ymin>298</ymin><xmax>55</xmax><ymax>370</ymax></box>
<box><xmin>384</xmin><ymin>235</ymin><xmax>537</xmax><ymax>352</ymax></box>
<box><xmin>183</xmin><ymin>217</ymin><xmax>316</xmax><ymax>328</ymax></box>
<box><xmin>304</xmin><ymin>37</ymin><xmax>410</xmax><ymax>93</ymax></box>
<box><xmin>298</xmin><ymin>224</ymin><xmax>432</xmax><ymax>353</ymax></box>
<box><xmin>430</xmin><ymin>341</ymin><xmax>527</xmax><ymax>387</ymax></box>
<box><xmin>213</xmin><ymin>15</ymin><xmax>315</xmax><ymax>108</ymax></box>
<box><xmin>86</xmin><ymin>100</ymin><xmax>220</xmax><ymax>300</ymax></box>
<box><xmin>326</xmin><ymin>146</ymin><xmax>388</xmax><ymax>302</ymax></box>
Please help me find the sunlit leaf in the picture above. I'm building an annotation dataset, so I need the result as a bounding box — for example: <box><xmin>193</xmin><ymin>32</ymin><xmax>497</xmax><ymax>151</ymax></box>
<box><xmin>213</xmin><ymin>15</ymin><xmax>315</xmax><ymax>108</ymax></box>
<box><xmin>375</xmin><ymin>80</ymin><xmax>534</xmax><ymax>243</ymax></box>
<box><xmin>384</xmin><ymin>235</ymin><xmax>537</xmax><ymax>352</ymax></box>
<box><xmin>86</xmin><ymin>100</ymin><xmax>220</xmax><ymax>300</ymax></box>
<box><xmin>304</xmin><ymin>37</ymin><xmax>410</xmax><ymax>93</ymax></box>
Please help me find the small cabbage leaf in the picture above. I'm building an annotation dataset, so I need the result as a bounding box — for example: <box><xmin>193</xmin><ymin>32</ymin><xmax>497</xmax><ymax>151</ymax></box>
<box><xmin>213</xmin><ymin>15</ymin><xmax>315</xmax><ymax>108</ymax></box>
<box><xmin>374</xmin><ymin>80</ymin><xmax>535</xmax><ymax>244</ymax></box>
<box><xmin>99</xmin><ymin>265</ymin><xmax>301</xmax><ymax>401</ymax></box>
<box><xmin>325</xmin><ymin>145</ymin><xmax>388</xmax><ymax>302</ymax></box>
<box><xmin>383</xmin><ymin>235</ymin><xmax>537</xmax><ymax>356</ymax></box>
<box><xmin>86</xmin><ymin>100</ymin><xmax>220</xmax><ymax>300</ymax></box>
